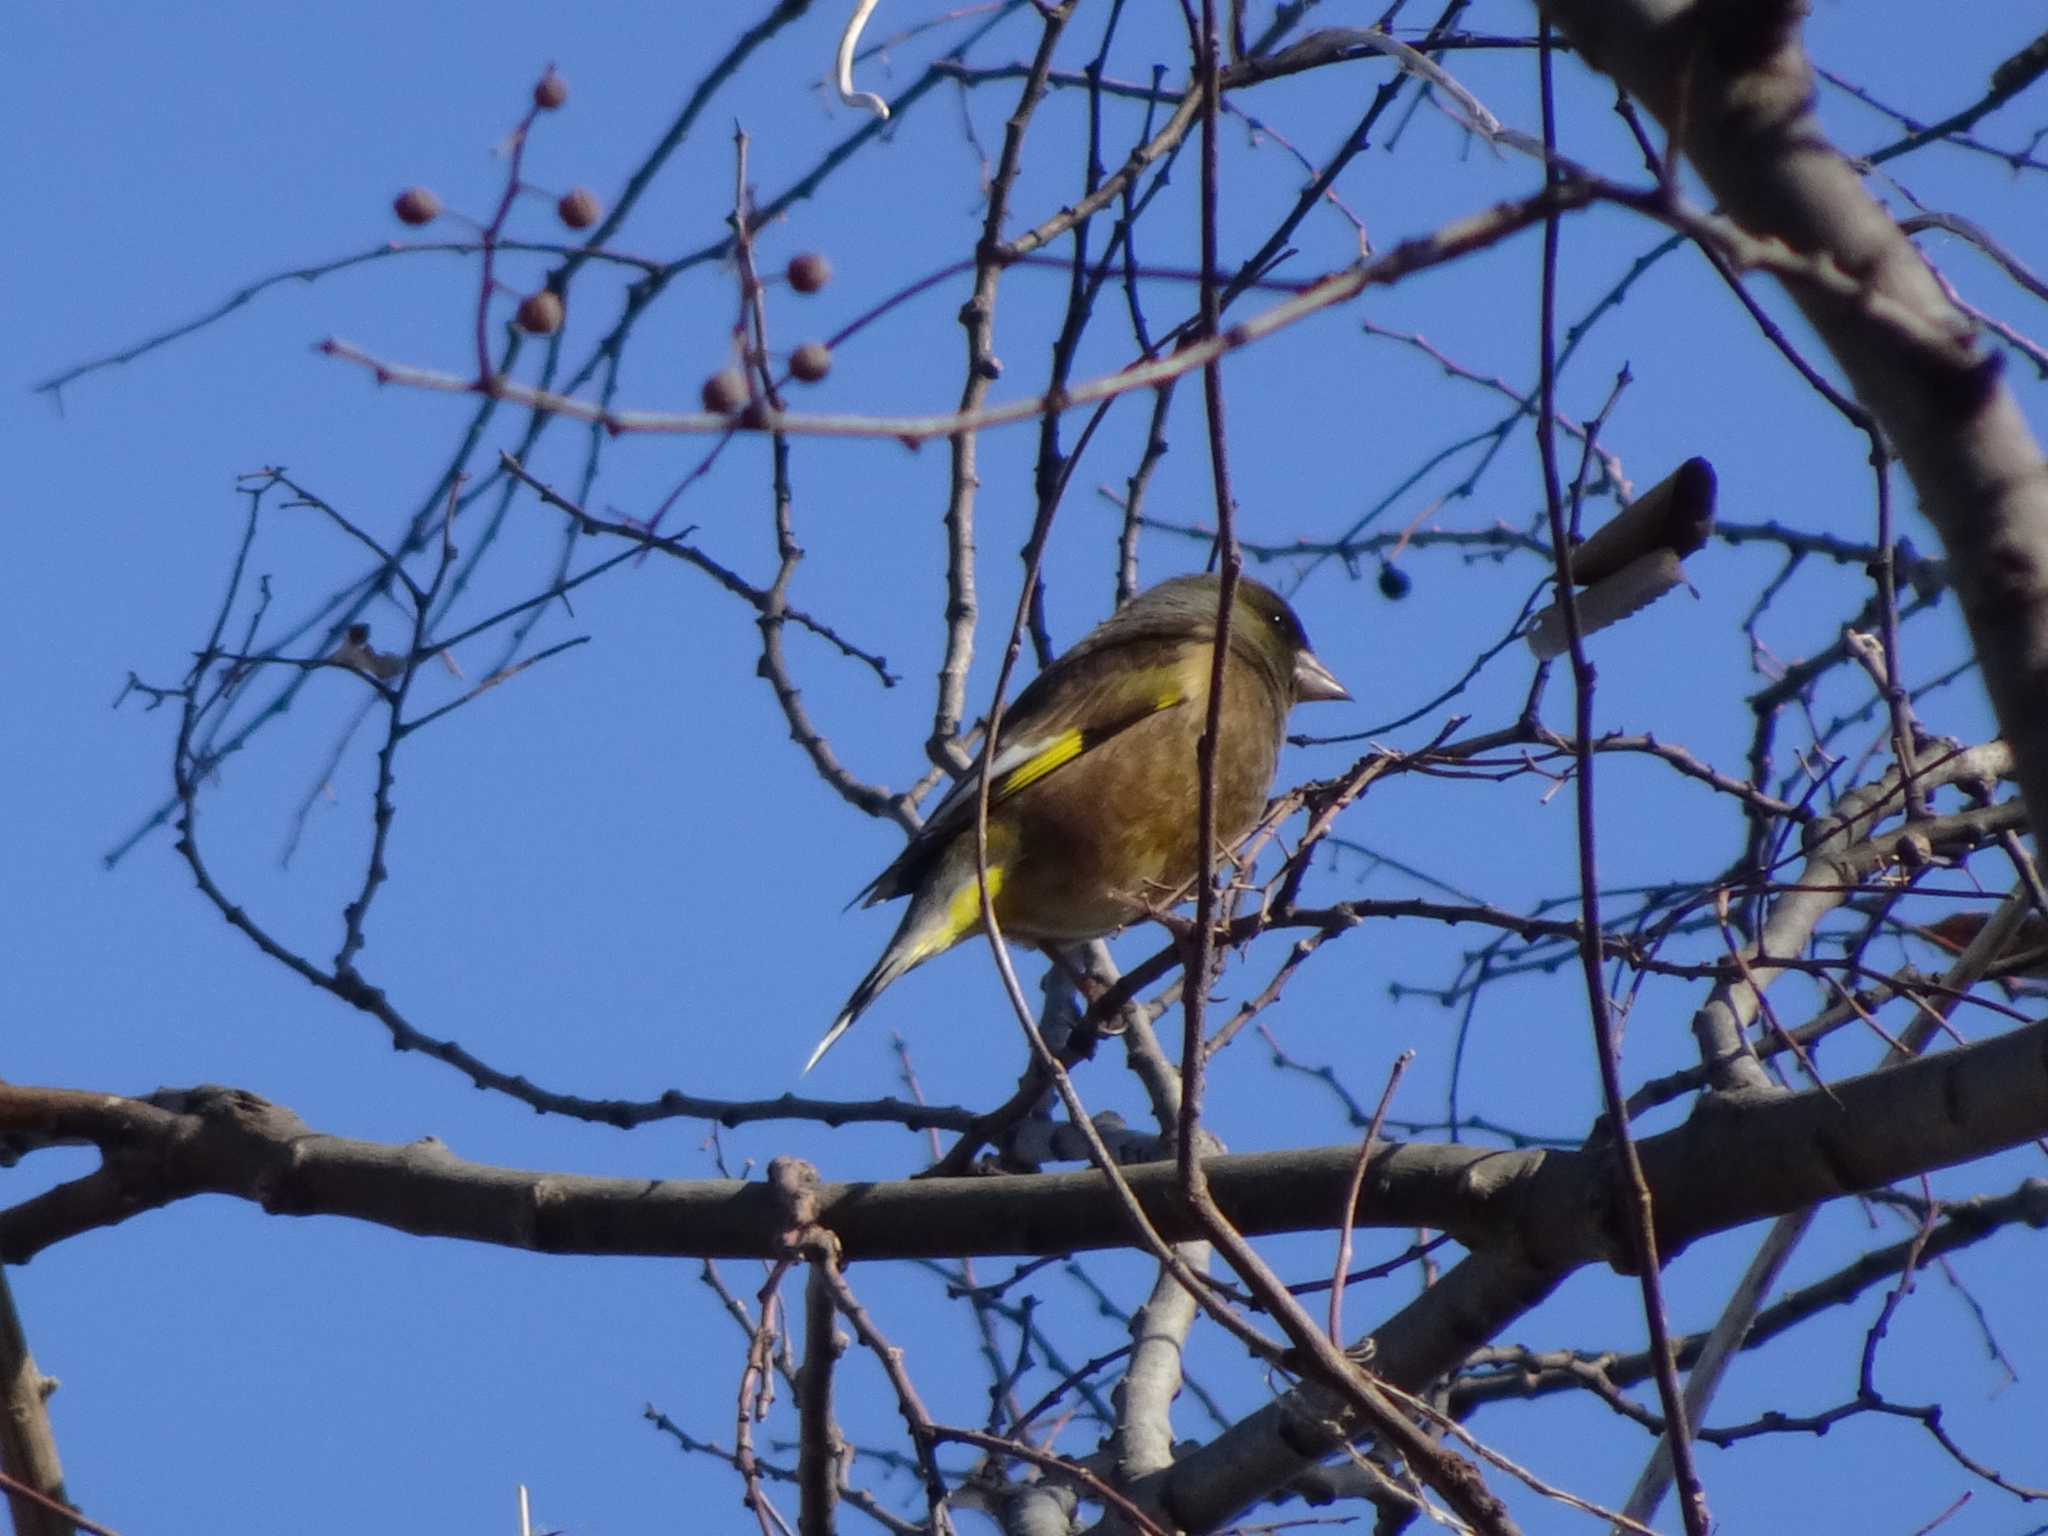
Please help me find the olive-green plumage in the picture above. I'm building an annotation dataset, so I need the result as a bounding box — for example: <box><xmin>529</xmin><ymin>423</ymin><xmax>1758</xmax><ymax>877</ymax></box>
<box><xmin>808</xmin><ymin>573</ymin><xmax>1348</xmax><ymax>1071</ymax></box>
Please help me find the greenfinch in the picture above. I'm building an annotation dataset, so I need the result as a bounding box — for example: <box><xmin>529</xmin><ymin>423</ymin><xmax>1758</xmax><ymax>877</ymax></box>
<box><xmin>808</xmin><ymin>573</ymin><xmax>1348</xmax><ymax>1070</ymax></box>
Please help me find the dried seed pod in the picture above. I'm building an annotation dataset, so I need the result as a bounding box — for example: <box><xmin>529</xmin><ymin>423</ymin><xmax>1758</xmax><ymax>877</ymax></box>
<box><xmin>392</xmin><ymin>187</ymin><xmax>441</xmax><ymax>226</ymax></box>
<box><xmin>1527</xmin><ymin>457</ymin><xmax>1716</xmax><ymax>658</ymax></box>
<box><xmin>515</xmin><ymin>290</ymin><xmax>564</xmax><ymax>335</ymax></box>
<box><xmin>534</xmin><ymin>70</ymin><xmax>568</xmax><ymax>110</ymax></box>
<box><xmin>789</xmin><ymin>343</ymin><xmax>832</xmax><ymax>383</ymax></box>
<box><xmin>786</xmin><ymin>252</ymin><xmax>832</xmax><ymax>294</ymax></box>
<box><xmin>332</xmin><ymin>624</ymin><xmax>405</xmax><ymax>681</ymax></box>
<box><xmin>1568</xmin><ymin>457</ymin><xmax>1717</xmax><ymax>586</ymax></box>
<box><xmin>557</xmin><ymin>188</ymin><xmax>600</xmax><ymax>230</ymax></box>
<box><xmin>1526</xmin><ymin>548</ymin><xmax>1688</xmax><ymax>660</ymax></box>
<box><xmin>1926</xmin><ymin>911</ymin><xmax>2048</xmax><ymax>977</ymax></box>
<box><xmin>702</xmin><ymin>368</ymin><xmax>749</xmax><ymax>414</ymax></box>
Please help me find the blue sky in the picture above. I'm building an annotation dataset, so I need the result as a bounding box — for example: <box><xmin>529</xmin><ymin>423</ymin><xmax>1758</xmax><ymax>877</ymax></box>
<box><xmin>9</xmin><ymin>3</ymin><xmax>2048</xmax><ymax>1532</ymax></box>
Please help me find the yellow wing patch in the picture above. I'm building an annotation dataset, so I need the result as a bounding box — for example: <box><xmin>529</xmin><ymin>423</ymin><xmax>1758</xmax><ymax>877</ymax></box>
<box><xmin>992</xmin><ymin>730</ymin><xmax>1085</xmax><ymax>800</ymax></box>
<box><xmin>991</xmin><ymin>683</ymin><xmax>1190</xmax><ymax>801</ymax></box>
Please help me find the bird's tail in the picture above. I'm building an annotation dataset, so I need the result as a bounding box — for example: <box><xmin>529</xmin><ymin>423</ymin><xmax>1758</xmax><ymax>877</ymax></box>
<box><xmin>803</xmin><ymin>948</ymin><xmax>913</xmax><ymax>1073</ymax></box>
<box><xmin>808</xmin><ymin>861</ymin><xmax>1002</xmax><ymax>1072</ymax></box>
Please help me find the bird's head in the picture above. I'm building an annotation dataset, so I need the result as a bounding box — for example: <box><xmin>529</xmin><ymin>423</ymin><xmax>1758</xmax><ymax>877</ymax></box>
<box><xmin>1230</xmin><ymin>578</ymin><xmax>1349</xmax><ymax>704</ymax></box>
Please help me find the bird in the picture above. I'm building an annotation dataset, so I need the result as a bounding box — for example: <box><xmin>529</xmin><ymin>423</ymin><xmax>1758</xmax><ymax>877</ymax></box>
<box><xmin>807</xmin><ymin>573</ymin><xmax>1348</xmax><ymax>1071</ymax></box>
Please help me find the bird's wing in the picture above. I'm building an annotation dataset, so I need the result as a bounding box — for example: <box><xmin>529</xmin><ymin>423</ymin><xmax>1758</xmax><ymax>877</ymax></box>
<box><xmin>855</xmin><ymin>648</ymin><xmax>1200</xmax><ymax>907</ymax></box>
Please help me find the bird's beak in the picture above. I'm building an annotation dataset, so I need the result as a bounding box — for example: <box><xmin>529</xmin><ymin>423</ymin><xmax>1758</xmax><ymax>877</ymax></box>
<box><xmin>1293</xmin><ymin>649</ymin><xmax>1350</xmax><ymax>703</ymax></box>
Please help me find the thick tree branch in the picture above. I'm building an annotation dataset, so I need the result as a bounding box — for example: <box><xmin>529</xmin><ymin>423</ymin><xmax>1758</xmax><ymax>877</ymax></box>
<box><xmin>0</xmin><ymin>1273</ymin><xmax>70</xmax><ymax>1536</ymax></box>
<box><xmin>4</xmin><ymin>1019</ymin><xmax>2043</xmax><ymax>1267</ymax></box>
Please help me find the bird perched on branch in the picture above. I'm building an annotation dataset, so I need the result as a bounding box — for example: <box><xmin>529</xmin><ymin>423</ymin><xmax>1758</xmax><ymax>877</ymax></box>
<box><xmin>808</xmin><ymin>573</ymin><xmax>1349</xmax><ymax>1070</ymax></box>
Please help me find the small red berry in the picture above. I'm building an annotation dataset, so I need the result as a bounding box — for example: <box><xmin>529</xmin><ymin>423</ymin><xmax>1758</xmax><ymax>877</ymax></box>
<box><xmin>516</xmin><ymin>291</ymin><xmax>565</xmax><ymax>335</ymax></box>
<box><xmin>786</xmin><ymin>252</ymin><xmax>832</xmax><ymax>294</ymax></box>
<box><xmin>534</xmin><ymin>71</ymin><xmax>569</xmax><ymax>110</ymax></box>
<box><xmin>393</xmin><ymin>187</ymin><xmax>441</xmax><ymax>226</ymax></box>
<box><xmin>701</xmin><ymin>368</ymin><xmax>749</xmax><ymax>414</ymax></box>
<box><xmin>557</xmin><ymin>188</ymin><xmax>601</xmax><ymax>230</ymax></box>
<box><xmin>789</xmin><ymin>343</ymin><xmax>832</xmax><ymax>383</ymax></box>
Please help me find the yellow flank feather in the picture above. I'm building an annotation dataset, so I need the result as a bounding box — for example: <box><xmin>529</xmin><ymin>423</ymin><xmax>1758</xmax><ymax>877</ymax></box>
<box><xmin>912</xmin><ymin>863</ymin><xmax>1006</xmax><ymax>965</ymax></box>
